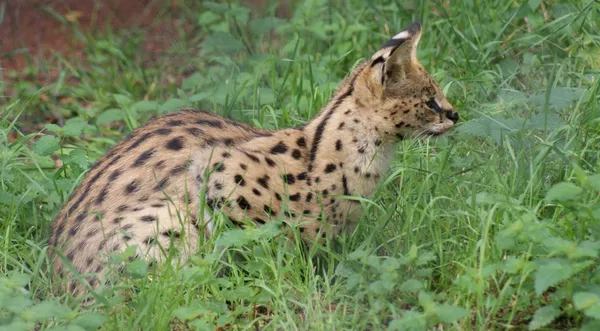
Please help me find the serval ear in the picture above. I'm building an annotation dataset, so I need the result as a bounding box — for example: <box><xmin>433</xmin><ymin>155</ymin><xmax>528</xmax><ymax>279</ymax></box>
<box><xmin>369</xmin><ymin>21</ymin><xmax>423</xmax><ymax>87</ymax></box>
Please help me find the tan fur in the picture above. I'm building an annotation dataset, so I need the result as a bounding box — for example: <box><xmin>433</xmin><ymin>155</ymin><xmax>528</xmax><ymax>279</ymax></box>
<box><xmin>49</xmin><ymin>21</ymin><xmax>458</xmax><ymax>296</ymax></box>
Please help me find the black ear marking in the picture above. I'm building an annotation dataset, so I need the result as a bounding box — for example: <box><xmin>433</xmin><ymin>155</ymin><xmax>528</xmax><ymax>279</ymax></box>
<box><xmin>370</xmin><ymin>56</ymin><xmax>385</xmax><ymax>67</ymax></box>
<box><xmin>380</xmin><ymin>37</ymin><xmax>408</xmax><ymax>50</ymax></box>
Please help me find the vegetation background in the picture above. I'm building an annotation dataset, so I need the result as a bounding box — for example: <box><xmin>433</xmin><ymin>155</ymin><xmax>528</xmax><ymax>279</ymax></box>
<box><xmin>1</xmin><ymin>0</ymin><xmax>600</xmax><ymax>329</ymax></box>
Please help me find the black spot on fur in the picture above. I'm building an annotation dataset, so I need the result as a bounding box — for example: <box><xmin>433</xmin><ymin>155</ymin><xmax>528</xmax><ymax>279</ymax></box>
<box><xmin>113</xmin><ymin>217</ymin><xmax>124</xmax><ymax>224</ymax></box>
<box><xmin>125</xmin><ymin>180</ymin><xmax>139</xmax><ymax>194</ymax></box>
<box><xmin>237</xmin><ymin>196</ymin><xmax>251</xmax><ymax>210</ymax></box>
<box><xmin>342</xmin><ymin>175</ymin><xmax>350</xmax><ymax>196</ymax></box>
<box><xmin>95</xmin><ymin>186</ymin><xmax>109</xmax><ymax>205</ymax></box>
<box><xmin>222</xmin><ymin>152</ymin><xmax>231</xmax><ymax>158</ymax></box>
<box><xmin>167</xmin><ymin>120</ymin><xmax>183</xmax><ymax>126</ymax></box>
<box><xmin>244</xmin><ymin>152</ymin><xmax>260</xmax><ymax>163</ymax></box>
<box><xmin>154</xmin><ymin>178</ymin><xmax>169</xmax><ymax>191</ymax></box>
<box><xmin>127</xmin><ymin>132</ymin><xmax>153</xmax><ymax>151</ymax></box>
<box><xmin>336</xmin><ymin>140</ymin><xmax>343</xmax><ymax>151</ymax></box>
<box><xmin>282</xmin><ymin>174</ymin><xmax>295</xmax><ymax>185</ymax></box>
<box><xmin>252</xmin><ymin>188</ymin><xmax>262</xmax><ymax>196</ymax></box>
<box><xmin>264</xmin><ymin>205</ymin><xmax>277</xmax><ymax>216</ymax></box>
<box><xmin>156</xmin><ymin>128</ymin><xmax>172</xmax><ymax>135</ymax></box>
<box><xmin>133</xmin><ymin>149</ymin><xmax>155</xmax><ymax>167</ymax></box>
<box><xmin>166</xmin><ymin>137</ymin><xmax>184</xmax><ymax>151</ymax></box>
<box><xmin>291</xmin><ymin>149</ymin><xmax>302</xmax><ymax>159</ymax></box>
<box><xmin>140</xmin><ymin>215</ymin><xmax>156</xmax><ymax>223</ymax></box>
<box><xmin>144</xmin><ymin>237</ymin><xmax>157</xmax><ymax>246</ymax></box>
<box><xmin>223</xmin><ymin>138</ymin><xmax>234</xmax><ymax>146</ymax></box>
<box><xmin>235</xmin><ymin>174</ymin><xmax>246</xmax><ymax>186</ymax></box>
<box><xmin>322</xmin><ymin>189</ymin><xmax>329</xmax><ymax>195</ymax></box>
<box><xmin>265</xmin><ymin>157</ymin><xmax>276</xmax><ymax>167</ymax></box>
<box><xmin>289</xmin><ymin>193</ymin><xmax>301</xmax><ymax>201</ymax></box>
<box><xmin>338</xmin><ymin>122</ymin><xmax>345</xmax><ymax>130</ymax></box>
<box><xmin>254</xmin><ymin>217</ymin><xmax>266</xmax><ymax>224</ymax></box>
<box><xmin>196</xmin><ymin>119</ymin><xmax>223</xmax><ymax>128</ymax></box>
<box><xmin>155</xmin><ymin>160</ymin><xmax>166</xmax><ymax>170</ymax></box>
<box><xmin>296</xmin><ymin>137</ymin><xmax>306</xmax><ymax>148</ymax></box>
<box><xmin>214</xmin><ymin>181</ymin><xmax>223</xmax><ymax>190</ymax></box>
<box><xmin>270</xmin><ymin>141</ymin><xmax>288</xmax><ymax>154</ymax></box>
<box><xmin>358</xmin><ymin>147</ymin><xmax>366</xmax><ymax>154</ymax></box>
<box><xmin>171</xmin><ymin>164</ymin><xmax>188</xmax><ymax>175</ymax></box>
<box><xmin>151</xmin><ymin>203</ymin><xmax>165</xmax><ymax>208</ymax></box>
<box><xmin>186</xmin><ymin>127</ymin><xmax>203</xmax><ymax>137</ymax></box>
<box><xmin>108</xmin><ymin>168</ymin><xmax>122</xmax><ymax>181</ymax></box>
<box><xmin>275</xmin><ymin>193</ymin><xmax>282</xmax><ymax>201</ymax></box>
<box><xmin>297</xmin><ymin>172</ymin><xmax>307</xmax><ymax>180</ymax></box>
<box><xmin>257</xmin><ymin>175</ymin><xmax>270</xmax><ymax>189</ymax></box>
<box><xmin>305</xmin><ymin>192</ymin><xmax>313</xmax><ymax>203</ymax></box>
<box><xmin>240</xmin><ymin>163</ymin><xmax>247</xmax><ymax>170</ymax></box>
<box><xmin>213</xmin><ymin>162</ymin><xmax>225</xmax><ymax>172</ymax></box>
<box><xmin>161</xmin><ymin>230</ymin><xmax>181</xmax><ymax>239</ymax></box>
<box><xmin>325</xmin><ymin>164</ymin><xmax>337</xmax><ymax>173</ymax></box>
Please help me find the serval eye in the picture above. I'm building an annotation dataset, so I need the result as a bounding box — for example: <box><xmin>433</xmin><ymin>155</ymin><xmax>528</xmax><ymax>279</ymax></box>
<box><xmin>427</xmin><ymin>97</ymin><xmax>442</xmax><ymax>114</ymax></box>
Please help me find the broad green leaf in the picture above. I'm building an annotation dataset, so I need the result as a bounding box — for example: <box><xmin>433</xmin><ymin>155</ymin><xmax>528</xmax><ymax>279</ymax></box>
<box><xmin>418</xmin><ymin>292</ymin><xmax>435</xmax><ymax>312</ymax></box>
<box><xmin>63</xmin><ymin>118</ymin><xmax>87</xmax><ymax>137</ymax></box>
<box><xmin>534</xmin><ymin>260</ymin><xmax>592</xmax><ymax>295</ymax></box>
<box><xmin>581</xmin><ymin>319</ymin><xmax>600</xmax><ymax>331</ymax></box>
<box><xmin>201</xmin><ymin>32</ymin><xmax>244</xmax><ymax>54</ymax></box>
<box><xmin>334</xmin><ymin>262</ymin><xmax>354</xmax><ymax>278</ymax></box>
<box><xmin>190</xmin><ymin>91</ymin><xmax>212</xmax><ymax>102</ymax></box>
<box><xmin>32</xmin><ymin>135</ymin><xmax>60</xmax><ymax>156</ymax></box>
<box><xmin>528</xmin><ymin>306</ymin><xmax>561</xmax><ymax>330</ymax></box>
<box><xmin>44</xmin><ymin>123</ymin><xmax>61</xmax><ymax>133</ymax></box>
<box><xmin>126</xmin><ymin>259</ymin><xmax>148</xmax><ymax>278</ymax></box>
<box><xmin>388</xmin><ymin>311</ymin><xmax>426</xmax><ymax>331</ymax></box>
<box><xmin>96</xmin><ymin>108</ymin><xmax>123</xmax><ymax>125</ymax></box>
<box><xmin>23</xmin><ymin>301</ymin><xmax>71</xmax><ymax>322</ymax></box>
<box><xmin>545</xmin><ymin>182</ymin><xmax>582</xmax><ymax>202</ymax></box>
<box><xmin>71</xmin><ymin>312</ymin><xmax>106</xmax><ymax>330</ymax></box>
<box><xmin>587</xmin><ymin>174</ymin><xmax>600</xmax><ymax>192</ymax></box>
<box><xmin>132</xmin><ymin>100</ymin><xmax>158</xmax><ymax>112</ymax></box>
<box><xmin>215</xmin><ymin>229</ymin><xmax>248</xmax><ymax>247</ymax></box>
<box><xmin>348</xmin><ymin>249</ymin><xmax>369</xmax><ymax>260</ymax></box>
<box><xmin>197</xmin><ymin>11</ymin><xmax>220</xmax><ymax>26</ymax></box>
<box><xmin>435</xmin><ymin>304</ymin><xmax>469</xmax><ymax>324</ymax></box>
<box><xmin>159</xmin><ymin>99</ymin><xmax>189</xmax><ymax>113</ymax></box>
<box><xmin>0</xmin><ymin>192</ymin><xmax>16</xmax><ymax>206</ymax></box>
<box><xmin>529</xmin><ymin>87</ymin><xmax>589</xmax><ymax>110</ymax></box>
<box><xmin>399</xmin><ymin>279</ymin><xmax>423</xmax><ymax>292</ymax></box>
<box><xmin>368</xmin><ymin>280</ymin><xmax>394</xmax><ymax>295</ymax></box>
<box><xmin>113</xmin><ymin>93</ymin><xmax>132</xmax><ymax>106</ymax></box>
<box><xmin>250</xmin><ymin>17</ymin><xmax>283</xmax><ymax>36</ymax></box>
<box><xmin>573</xmin><ymin>292</ymin><xmax>600</xmax><ymax>310</ymax></box>
<box><xmin>173</xmin><ymin>307</ymin><xmax>202</xmax><ymax>321</ymax></box>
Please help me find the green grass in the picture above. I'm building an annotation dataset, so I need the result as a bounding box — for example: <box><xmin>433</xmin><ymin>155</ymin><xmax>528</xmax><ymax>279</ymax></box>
<box><xmin>1</xmin><ymin>0</ymin><xmax>600</xmax><ymax>329</ymax></box>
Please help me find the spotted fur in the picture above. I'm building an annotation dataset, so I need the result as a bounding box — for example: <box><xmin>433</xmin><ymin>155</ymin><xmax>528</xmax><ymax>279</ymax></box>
<box><xmin>50</xmin><ymin>21</ymin><xmax>458</xmax><ymax>296</ymax></box>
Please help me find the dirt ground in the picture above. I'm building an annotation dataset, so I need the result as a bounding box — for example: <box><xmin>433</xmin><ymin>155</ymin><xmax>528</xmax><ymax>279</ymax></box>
<box><xmin>0</xmin><ymin>0</ymin><xmax>280</xmax><ymax>73</ymax></box>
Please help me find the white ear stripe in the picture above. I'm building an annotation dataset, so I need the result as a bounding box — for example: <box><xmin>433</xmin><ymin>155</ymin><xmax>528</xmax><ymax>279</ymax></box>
<box><xmin>392</xmin><ymin>30</ymin><xmax>410</xmax><ymax>40</ymax></box>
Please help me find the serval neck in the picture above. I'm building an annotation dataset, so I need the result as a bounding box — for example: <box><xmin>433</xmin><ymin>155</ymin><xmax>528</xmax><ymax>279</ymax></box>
<box><xmin>302</xmin><ymin>79</ymin><xmax>396</xmax><ymax>198</ymax></box>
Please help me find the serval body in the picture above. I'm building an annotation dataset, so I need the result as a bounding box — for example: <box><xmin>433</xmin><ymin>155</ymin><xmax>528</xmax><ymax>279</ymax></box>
<box><xmin>50</xmin><ymin>21</ymin><xmax>459</xmax><ymax>296</ymax></box>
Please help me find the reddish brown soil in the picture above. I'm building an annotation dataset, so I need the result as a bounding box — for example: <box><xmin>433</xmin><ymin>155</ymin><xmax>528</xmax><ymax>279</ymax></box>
<box><xmin>0</xmin><ymin>0</ymin><xmax>174</xmax><ymax>72</ymax></box>
<box><xmin>0</xmin><ymin>0</ymin><xmax>288</xmax><ymax>80</ymax></box>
